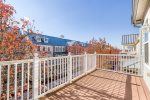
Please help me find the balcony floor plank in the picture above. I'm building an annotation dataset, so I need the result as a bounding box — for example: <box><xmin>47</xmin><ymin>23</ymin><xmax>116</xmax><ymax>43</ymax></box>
<box><xmin>39</xmin><ymin>70</ymin><xmax>150</xmax><ymax>100</ymax></box>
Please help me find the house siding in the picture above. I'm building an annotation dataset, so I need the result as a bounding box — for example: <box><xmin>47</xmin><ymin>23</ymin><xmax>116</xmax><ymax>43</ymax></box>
<box><xmin>141</xmin><ymin>8</ymin><xmax>150</xmax><ymax>91</ymax></box>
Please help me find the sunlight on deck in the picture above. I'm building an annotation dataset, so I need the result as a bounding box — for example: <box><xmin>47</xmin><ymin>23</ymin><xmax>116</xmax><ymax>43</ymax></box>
<box><xmin>39</xmin><ymin>70</ymin><xmax>150</xmax><ymax>100</ymax></box>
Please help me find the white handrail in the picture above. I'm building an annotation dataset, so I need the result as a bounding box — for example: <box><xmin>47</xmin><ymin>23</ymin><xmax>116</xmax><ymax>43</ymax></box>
<box><xmin>0</xmin><ymin>53</ymin><xmax>141</xmax><ymax>100</ymax></box>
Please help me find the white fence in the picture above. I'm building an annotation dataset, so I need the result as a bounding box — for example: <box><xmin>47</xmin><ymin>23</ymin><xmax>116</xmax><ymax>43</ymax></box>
<box><xmin>96</xmin><ymin>54</ymin><xmax>142</xmax><ymax>75</ymax></box>
<box><xmin>0</xmin><ymin>53</ymin><xmax>96</xmax><ymax>100</ymax></box>
<box><xmin>0</xmin><ymin>53</ymin><xmax>142</xmax><ymax>100</ymax></box>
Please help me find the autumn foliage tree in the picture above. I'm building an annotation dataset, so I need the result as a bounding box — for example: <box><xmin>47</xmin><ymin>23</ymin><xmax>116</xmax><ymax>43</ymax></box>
<box><xmin>0</xmin><ymin>0</ymin><xmax>36</xmax><ymax>61</ymax></box>
<box><xmin>67</xmin><ymin>37</ymin><xmax>120</xmax><ymax>55</ymax></box>
<box><xmin>86</xmin><ymin>38</ymin><xmax>120</xmax><ymax>54</ymax></box>
<box><xmin>67</xmin><ymin>44</ymin><xmax>84</xmax><ymax>55</ymax></box>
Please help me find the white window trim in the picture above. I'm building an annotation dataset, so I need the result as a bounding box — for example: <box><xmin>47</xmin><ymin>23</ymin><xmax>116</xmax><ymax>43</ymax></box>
<box><xmin>144</xmin><ymin>32</ymin><xmax>149</xmax><ymax>65</ymax></box>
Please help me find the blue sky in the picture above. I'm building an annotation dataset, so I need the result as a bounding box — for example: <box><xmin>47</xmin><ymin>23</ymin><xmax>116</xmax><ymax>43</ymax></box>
<box><xmin>7</xmin><ymin>0</ymin><xmax>138</xmax><ymax>48</ymax></box>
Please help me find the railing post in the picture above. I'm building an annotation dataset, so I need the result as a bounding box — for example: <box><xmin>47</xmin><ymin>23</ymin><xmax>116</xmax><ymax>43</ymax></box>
<box><xmin>84</xmin><ymin>52</ymin><xmax>87</xmax><ymax>74</ymax></box>
<box><xmin>68</xmin><ymin>52</ymin><xmax>72</xmax><ymax>83</ymax></box>
<box><xmin>32</xmin><ymin>53</ymin><xmax>39</xmax><ymax>100</ymax></box>
<box><xmin>94</xmin><ymin>52</ymin><xmax>97</xmax><ymax>69</ymax></box>
<box><xmin>139</xmin><ymin>55</ymin><xmax>143</xmax><ymax>76</ymax></box>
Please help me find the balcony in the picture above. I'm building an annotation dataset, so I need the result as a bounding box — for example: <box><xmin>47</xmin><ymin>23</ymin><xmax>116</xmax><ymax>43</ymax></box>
<box><xmin>40</xmin><ymin>70</ymin><xmax>150</xmax><ymax>100</ymax></box>
<box><xmin>0</xmin><ymin>53</ymin><xmax>150</xmax><ymax>100</ymax></box>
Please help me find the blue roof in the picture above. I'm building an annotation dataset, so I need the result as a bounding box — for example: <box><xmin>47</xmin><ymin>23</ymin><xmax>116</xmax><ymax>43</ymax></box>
<box><xmin>28</xmin><ymin>33</ymin><xmax>73</xmax><ymax>46</ymax></box>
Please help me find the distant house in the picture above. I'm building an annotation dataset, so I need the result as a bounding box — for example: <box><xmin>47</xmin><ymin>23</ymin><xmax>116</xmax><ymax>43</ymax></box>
<box><xmin>121</xmin><ymin>34</ymin><xmax>139</xmax><ymax>55</ymax></box>
<box><xmin>28</xmin><ymin>33</ymin><xmax>87</xmax><ymax>57</ymax></box>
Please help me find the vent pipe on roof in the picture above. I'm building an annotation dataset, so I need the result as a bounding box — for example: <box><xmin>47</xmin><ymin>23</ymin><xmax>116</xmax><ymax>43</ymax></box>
<box><xmin>60</xmin><ymin>35</ymin><xmax>64</xmax><ymax>38</ymax></box>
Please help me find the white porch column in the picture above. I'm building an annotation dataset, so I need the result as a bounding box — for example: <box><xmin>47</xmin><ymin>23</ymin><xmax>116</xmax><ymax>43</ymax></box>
<box><xmin>32</xmin><ymin>53</ymin><xmax>39</xmax><ymax>99</ymax></box>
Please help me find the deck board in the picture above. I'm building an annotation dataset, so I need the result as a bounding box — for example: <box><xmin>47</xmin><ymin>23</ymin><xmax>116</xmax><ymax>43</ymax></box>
<box><xmin>39</xmin><ymin>70</ymin><xmax>150</xmax><ymax>100</ymax></box>
<box><xmin>140</xmin><ymin>78</ymin><xmax>150</xmax><ymax>100</ymax></box>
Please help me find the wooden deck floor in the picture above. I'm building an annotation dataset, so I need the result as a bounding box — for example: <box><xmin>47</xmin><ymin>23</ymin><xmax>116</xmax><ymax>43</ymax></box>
<box><xmin>39</xmin><ymin>70</ymin><xmax>150</xmax><ymax>100</ymax></box>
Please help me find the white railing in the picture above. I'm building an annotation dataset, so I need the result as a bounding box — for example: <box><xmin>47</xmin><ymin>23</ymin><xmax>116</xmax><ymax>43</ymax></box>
<box><xmin>0</xmin><ymin>53</ymin><xmax>96</xmax><ymax>100</ymax></box>
<box><xmin>0</xmin><ymin>59</ymin><xmax>34</xmax><ymax>100</ymax></box>
<box><xmin>96</xmin><ymin>54</ymin><xmax>142</xmax><ymax>76</ymax></box>
<box><xmin>0</xmin><ymin>53</ymin><xmax>142</xmax><ymax>100</ymax></box>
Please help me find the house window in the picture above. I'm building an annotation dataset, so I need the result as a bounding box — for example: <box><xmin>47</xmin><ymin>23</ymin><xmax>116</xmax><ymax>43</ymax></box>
<box><xmin>60</xmin><ymin>47</ymin><xmax>62</xmax><ymax>52</ymax></box>
<box><xmin>48</xmin><ymin>47</ymin><xmax>50</xmax><ymax>51</ymax></box>
<box><xmin>44</xmin><ymin>37</ymin><xmax>48</xmax><ymax>43</ymax></box>
<box><xmin>145</xmin><ymin>43</ymin><xmax>149</xmax><ymax>64</ymax></box>
<box><xmin>63</xmin><ymin>47</ymin><xmax>66</xmax><ymax>52</ymax></box>
<box><xmin>144</xmin><ymin>33</ymin><xmax>148</xmax><ymax>42</ymax></box>
<box><xmin>43</xmin><ymin>46</ymin><xmax>45</xmax><ymax>51</ymax></box>
<box><xmin>37</xmin><ymin>46</ymin><xmax>40</xmax><ymax>51</ymax></box>
<box><xmin>144</xmin><ymin>33</ymin><xmax>149</xmax><ymax>64</ymax></box>
<box><xmin>55</xmin><ymin>47</ymin><xmax>58</xmax><ymax>52</ymax></box>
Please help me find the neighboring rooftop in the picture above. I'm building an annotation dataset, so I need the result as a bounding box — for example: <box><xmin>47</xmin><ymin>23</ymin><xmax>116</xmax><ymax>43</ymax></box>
<box><xmin>28</xmin><ymin>33</ymin><xmax>87</xmax><ymax>47</ymax></box>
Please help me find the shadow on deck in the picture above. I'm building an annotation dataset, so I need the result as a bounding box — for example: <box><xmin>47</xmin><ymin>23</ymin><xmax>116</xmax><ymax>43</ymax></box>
<box><xmin>39</xmin><ymin>70</ymin><xmax>150</xmax><ymax>100</ymax></box>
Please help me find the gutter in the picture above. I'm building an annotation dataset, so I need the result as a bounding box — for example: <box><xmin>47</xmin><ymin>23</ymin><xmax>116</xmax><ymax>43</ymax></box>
<box><xmin>132</xmin><ymin>0</ymin><xmax>150</xmax><ymax>27</ymax></box>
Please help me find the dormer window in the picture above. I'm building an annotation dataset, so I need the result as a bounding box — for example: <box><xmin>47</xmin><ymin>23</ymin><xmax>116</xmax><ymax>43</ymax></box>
<box><xmin>35</xmin><ymin>36</ymin><xmax>41</xmax><ymax>42</ymax></box>
<box><xmin>44</xmin><ymin>37</ymin><xmax>48</xmax><ymax>43</ymax></box>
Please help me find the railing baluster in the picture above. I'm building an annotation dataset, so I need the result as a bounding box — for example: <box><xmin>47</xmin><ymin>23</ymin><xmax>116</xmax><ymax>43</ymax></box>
<box><xmin>21</xmin><ymin>63</ymin><xmax>24</xmax><ymax>100</ymax></box>
<box><xmin>76</xmin><ymin>57</ymin><xmax>78</xmax><ymax>77</ymax></box>
<box><xmin>84</xmin><ymin>52</ymin><xmax>87</xmax><ymax>74</ymax></box>
<box><xmin>64</xmin><ymin>58</ymin><xmax>66</xmax><ymax>82</ymax></box>
<box><xmin>65</xmin><ymin>58</ymin><xmax>68</xmax><ymax>82</ymax></box>
<box><xmin>56</xmin><ymin>58</ymin><xmax>60</xmax><ymax>86</ymax></box>
<box><xmin>47</xmin><ymin>60</ymin><xmax>49</xmax><ymax>90</ymax></box>
<box><xmin>113</xmin><ymin>55</ymin><xmax>115</xmax><ymax>71</ymax></box>
<box><xmin>99</xmin><ymin>55</ymin><xmax>101</xmax><ymax>69</ymax></box>
<box><xmin>27</xmin><ymin>62</ymin><xmax>30</xmax><ymax>100</ymax></box>
<box><xmin>64</xmin><ymin>58</ymin><xmax>66</xmax><ymax>83</ymax></box>
<box><xmin>59</xmin><ymin>58</ymin><xmax>62</xmax><ymax>84</ymax></box>
<box><xmin>57</xmin><ymin>59</ymin><xmax>59</xmax><ymax>85</ymax></box>
<box><xmin>14</xmin><ymin>64</ymin><xmax>17</xmax><ymax>100</ymax></box>
<box><xmin>50</xmin><ymin>59</ymin><xmax>52</xmax><ymax>89</ymax></box>
<box><xmin>116</xmin><ymin>55</ymin><xmax>118</xmax><ymax>71</ymax></box>
<box><xmin>134</xmin><ymin>57</ymin><xmax>139</xmax><ymax>75</ymax></box>
<box><xmin>7</xmin><ymin>65</ymin><xmax>10</xmax><ymax>100</ymax></box>
<box><xmin>56</xmin><ymin>59</ymin><xmax>58</xmax><ymax>86</ymax></box>
<box><xmin>115</xmin><ymin>55</ymin><xmax>117</xmax><ymax>71</ymax></box>
<box><xmin>43</xmin><ymin>61</ymin><xmax>45</xmax><ymax>92</ymax></box>
<box><xmin>62</xmin><ymin>58</ymin><xmax>64</xmax><ymax>83</ymax></box>
<box><xmin>79</xmin><ymin>56</ymin><xmax>80</xmax><ymax>75</ymax></box>
<box><xmin>126</xmin><ymin>55</ymin><xmax>128</xmax><ymax>73</ymax></box>
<box><xmin>102</xmin><ymin>55</ymin><xmax>103</xmax><ymax>69</ymax></box>
<box><xmin>54</xmin><ymin>58</ymin><xmax>56</xmax><ymax>87</ymax></box>
<box><xmin>120</xmin><ymin>55</ymin><xmax>122</xmax><ymax>72</ymax></box>
<box><xmin>39</xmin><ymin>61</ymin><xmax>41</xmax><ymax>95</ymax></box>
<box><xmin>130</xmin><ymin>56</ymin><xmax>132</xmax><ymax>74</ymax></box>
<box><xmin>72</xmin><ymin>57</ymin><xmax>74</xmax><ymax>78</ymax></box>
<box><xmin>0</xmin><ymin>65</ymin><xmax>1</xmax><ymax>100</ymax></box>
<box><xmin>106</xmin><ymin>55</ymin><xmax>108</xmax><ymax>70</ymax></box>
<box><xmin>97</xmin><ymin>55</ymin><xmax>101</xmax><ymax>69</ymax></box>
<box><xmin>63</xmin><ymin>58</ymin><xmax>65</xmax><ymax>83</ymax></box>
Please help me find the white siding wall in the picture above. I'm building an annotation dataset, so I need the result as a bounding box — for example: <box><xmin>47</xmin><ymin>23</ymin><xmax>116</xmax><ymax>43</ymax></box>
<box><xmin>39</xmin><ymin>45</ymin><xmax>53</xmax><ymax>56</ymax></box>
<box><xmin>141</xmin><ymin>8</ymin><xmax>150</xmax><ymax>91</ymax></box>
